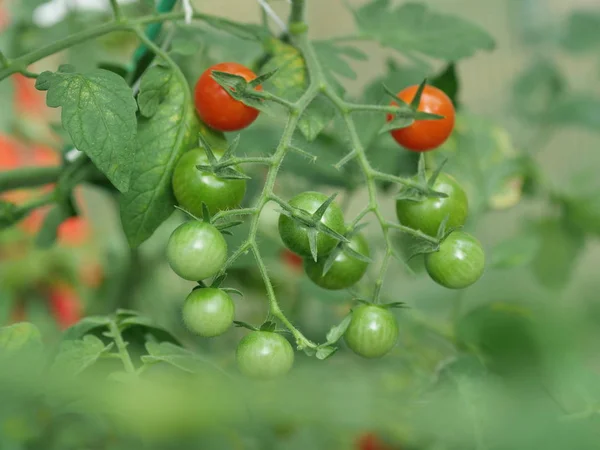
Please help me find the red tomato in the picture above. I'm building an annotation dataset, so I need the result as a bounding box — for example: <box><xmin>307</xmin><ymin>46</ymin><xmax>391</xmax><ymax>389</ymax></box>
<box><xmin>0</xmin><ymin>6</ymin><xmax>9</xmax><ymax>32</ymax></box>
<box><xmin>57</xmin><ymin>216</ymin><xmax>91</xmax><ymax>247</ymax></box>
<box><xmin>194</xmin><ymin>62</ymin><xmax>262</xmax><ymax>132</ymax></box>
<box><xmin>48</xmin><ymin>284</ymin><xmax>83</xmax><ymax>330</ymax></box>
<box><xmin>387</xmin><ymin>84</ymin><xmax>455</xmax><ymax>152</ymax></box>
<box><xmin>281</xmin><ymin>249</ymin><xmax>303</xmax><ymax>272</ymax></box>
<box><xmin>18</xmin><ymin>205</ymin><xmax>49</xmax><ymax>235</ymax></box>
<box><xmin>30</xmin><ymin>145</ymin><xmax>60</xmax><ymax>167</ymax></box>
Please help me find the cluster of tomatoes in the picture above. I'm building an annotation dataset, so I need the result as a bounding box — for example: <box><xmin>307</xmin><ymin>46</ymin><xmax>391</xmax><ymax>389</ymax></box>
<box><xmin>166</xmin><ymin>61</ymin><xmax>485</xmax><ymax>377</ymax></box>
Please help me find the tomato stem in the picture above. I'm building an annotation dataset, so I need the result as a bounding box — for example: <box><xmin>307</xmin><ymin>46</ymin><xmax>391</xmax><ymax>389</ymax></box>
<box><xmin>108</xmin><ymin>319</ymin><xmax>136</xmax><ymax>374</ymax></box>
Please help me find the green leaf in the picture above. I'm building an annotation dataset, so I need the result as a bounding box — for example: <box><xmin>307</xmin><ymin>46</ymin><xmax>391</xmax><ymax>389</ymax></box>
<box><xmin>260</xmin><ymin>321</ymin><xmax>277</xmax><ymax>332</ymax></box>
<box><xmin>430</xmin><ymin>63</ymin><xmax>460</xmax><ymax>108</ymax></box>
<box><xmin>562</xmin><ymin>173</ymin><xmax>600</xmax><ymax>237</ymax></box>
<box><xmin>512</xmin><ymin>59</ymin><xmax>565</xmax><ymax>121</ymax></box>
<box><xmin>119</xmin><ymin>66</ymin><xmax>203</xmax><ymax>248</ymax></box>
<box><xmin>531</xmin><ymin>219</ymin><xmax>585</xmax><ymax>290</ymax></box>
<box><xmin>51</xmin><ymin>335</ymin><xmax>113</xmax><ymax>375</ymax></box>
<box><xmin>315</xmin><ymin>345</ymin><xmax>337</xmax><ymax>360</ymax></box>
<box><xmin>142</xmin><ymin>342</ymin><xmax>226</xmax><ymax>375</ymax></box>
<box><xmin>561</xmin><ymin>10</ymin><xmax>600</xmax><ymax>53</ymax></box>
<box><xmin>0</xmin><ymin>200</ymin><xmax>22</xmax><ymax>230</ymax></box>
<box><xmin>313</xmin><ymin>40</ymin><xmax>367</xmax><ymax>81</ymax></box>
<box><xmin>325</xmin><ymin>314</ymin><xmax>352</xmax><ymax>344</ymax></box>
<box><xmin>545</xmin><ymin>94</ymin><xmax>600</xmax><ymax>131</ymax></box>
<box><xmin>0</xmin><ymin>323</ymin><xmax>42</xmax><ymax>353</ymax></box>
<box><xmin>35</xmin><ymin>67</ymin><xmax>137</xmax><ymax>192</ymax></box>
<box><xmin>490</xmin><ymin>234</ymin><xmax>541</xmax><ymax>269</ymax></box>
<box><xmin>351</xmin><ymin>1</ymin><xmax>495</xmax><ymax>61</ymax></box>
<box><xmin>137</xmin><ymin>65</ymin><xmax>171</xmax><ymax>118</ymax></box>
<box><xmin>62</xmin><ymin>316</ymin><xmax>111</xmax><ymax>341</ymax></box>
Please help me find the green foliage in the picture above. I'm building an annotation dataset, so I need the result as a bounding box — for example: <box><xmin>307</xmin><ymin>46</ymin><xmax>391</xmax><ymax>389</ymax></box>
<box><xmin>35</xmin><ymin>66</ymin><xmax>138</xmax><ymax>192</ymax></box>
<box><xmin>351</xmin><ymin>0</ymin><xmax>496</xmax><ymax>61</ymax></box>
<box><xmin>120</xmin><ymin>65</ymin><xmax>206</xmax><ymax>247</ymax></box>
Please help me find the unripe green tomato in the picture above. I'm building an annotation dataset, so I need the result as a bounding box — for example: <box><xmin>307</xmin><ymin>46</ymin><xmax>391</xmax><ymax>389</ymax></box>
<box><xmin>172</xmin><ymin>148</ymin><xmax>246</xmax><ymax>217</ymax></box>
<box><xmin>304</xmin><ymin>233</ymin><xmax>370</xmax><ymax>290</ymax></box>
<box><xmin>425</xmin><ymin>231</ymin><xmax>485</xmax><ymax>289</ymax></box>
<box><xmin>167</xmin><ymin>221</ymin><xmax>227</xmax><ymax>281</ymax></box>
<box><xmin>277</xmin><ymin>191</ymin><xmax>346</xmax><ymax>258</ymax></box>
<box><xmin>182</xmin><ymin>288</ymin><xmax>234</xmax><ymax>337</ymax></box>
<box><xmin>344</xmin><ymin>304</ymin><xmax>398</xmax><ymax>359</ymax></box>
<box><xmin>396</xmin><ymin>172</ymin><xmax>468</xmax><ymax>237</ymax></box>
<box><xmin>236</xmin><ymin>331</ymin><xmax>295</xmax><ymax>378</ymax></box>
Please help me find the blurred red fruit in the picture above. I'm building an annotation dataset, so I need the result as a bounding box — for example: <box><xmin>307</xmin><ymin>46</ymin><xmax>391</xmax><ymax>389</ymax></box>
<box><xmin>48</xmin><ymin>284</ymin><xmax>83</xmax><ymax>329</ymax></box>
<box><xmin>57</xmin><ymin>216</ymin><xmax>91</xmax><ymax>246</ymax></box>
<box><xmin>357</xmin><ymin>433</ymin><xmax>392</xmax><ymax>450</ymax></box>
<box><xmin>0</xmin><ymin>135</ymin><xmax>21</xmax><ymax>170</ymax></box>
<box><xmin>13</xmin><ymin>74</ymin><xmax>47</xmax><ymax>117</ymax></box>
<box><xmin>19</xmin><ymin>206</ymin><xmax>49</xmax><ymax>235</ymax></box>
<box><xmin>80</xmin><ymin>261</ymin><xmax>104</xmax><ymax>288</ymax></box>
<box><xmin>281</xmin><ymin>249</ymin><xmax>303</xmax><ymax>272</ymax></box>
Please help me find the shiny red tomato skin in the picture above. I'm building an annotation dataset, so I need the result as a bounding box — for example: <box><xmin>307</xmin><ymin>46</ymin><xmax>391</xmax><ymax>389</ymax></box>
<box><xmin>194</xmin><ymin>62</ymin><xmax>262</xmax><ymax>132</ymax></box>
<box><xmin>387</xmin><ymin>85</ymin><xmax>455</xmax><ymax>152</ymax></box>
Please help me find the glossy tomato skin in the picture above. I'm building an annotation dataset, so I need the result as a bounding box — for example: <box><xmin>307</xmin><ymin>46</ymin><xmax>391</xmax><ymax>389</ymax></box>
<box><xmin>167</xmin><ymin>221</ymin><xmax>227</xmax><ymax>281</ymax></box>
<box><xmin>182</xmin><ymin>288</ymin><xmax>234</xmax><ymax>337</ymax></box>
<box><xmin>304</xmin><ymin>233</ymin><xmax>370</xmax><ymax>290</ymax></box>
<box><xmin>388</xmin><ymin>84</ymin><xmax>455</xmax><ymax>152</ymax></box>
<box><xmin>425</xmin><ymin>231</ymin><xmax>485</xmax><ymax>289</ymax></box>
<box><xmin>396</xmin><ymin>172</ymin><xmax>468</xmax><ymax>237</ymax></box>
<box><xmin>278</xmin><ymin>191</ymin><xmax>346</xmax><ymax>258</ymax></box>
<box><xmin>344</xmin><ymin>304</ymin><xmax>398</xmax><ymax>359</ymax></box>
<box><xmin>172</xmin><ymin>148</ymin><xmax>246</xmax><ymax>216</ymax></box>
<box><xmin>194</xmin><ymin>62</ymin><xmax>262</xmax><ymax>132</ymax></box>
<box><xmin>236</xmin><ymin>331</ymin><xmax>294</xmax><ymax>378</ymax></box>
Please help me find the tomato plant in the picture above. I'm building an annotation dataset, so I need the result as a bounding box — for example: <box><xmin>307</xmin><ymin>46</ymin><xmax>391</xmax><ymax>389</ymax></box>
<box><xmin>167</xmin><ymin>221</ymin><xmax>228</xmax><ymax>281</ymax></box>
<box><xmin>172</xmin><ymin>147</ymin><xmax>246</xmax><ymax>216</ymax></box>
<box><xmin>1</xmin><ymin>0</ymin><xmax>595</xmax><ymax>449</ymax></box>
<box><xmin>194</xmin><ymin>62</ymin><xmax>262</xmax><ymax>132</ymax></box>
<box><xmin>388</xmin><ymin>84</ymin><xmax>456</xmax><ymax>152</ymax></box>
<box><xmin>236</xmin><ymin>331</ymin><xmax>295</xmax><ymax>378</ymax></box>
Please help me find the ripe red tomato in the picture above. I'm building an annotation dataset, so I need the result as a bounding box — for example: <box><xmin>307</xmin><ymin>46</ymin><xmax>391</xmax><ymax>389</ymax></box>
<box><xmin>194</xmin><ymin>62</ymin><xmax>262</xmax><ymax>132</ymax></box>
<box><xmin>48</xmin><ymin>284</ymin><xmax>83</xmax><ymax>330</ymax></box>
<box><xmin>387</xmin><ymin>84</ymin><xmax>455</xmax><ymax>152</ymax></box>
<box><xmin>57</xmin><ymin>216</ymin><xmax>91</xmax><ymax>247</ymax></box>
<box><xmin>19</xmin><ymin>206</ymin><xmax>49</xmax><ymax>235</ymax></box>
<box><xmin>0</xmin><ymin>135</ymin><xmax>21</xmax><ymax>170</ymax></box>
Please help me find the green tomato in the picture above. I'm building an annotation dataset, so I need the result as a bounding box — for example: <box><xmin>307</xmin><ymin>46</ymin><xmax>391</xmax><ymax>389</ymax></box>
<box><xmin>425</xmin><ymin>231</ymin><xmax>485</xmax><ymax>289</ymax></box>
<box><xmin>344</xmin><ymin>304</ymin><xmax>398</xmax><ymax>359</ymax></box>
<box><xmin>182</xmin><ymin>288</ymin><xmax>234</xmax><ymax>337</ymax></box>
<box><xmin>396</xmin><ymin>172</ymin><xmax>468</xmax><ymax>237</ymax></box>
<box><xmin>172</xmin><ymin>148</ymin><xmax>246</xmax><ymax>216</ymax></box>
<box><xmin>167</xmin><ymin>221</ymin><xmax>227</xmax><ymax>281</ymax></box>
<box><xmin>236</xmin><ymin>331</ymin><xmax>294</xmax><ymax>378</ymax></box>
<box><xmin>278</xmin><ymin>191</ymin><xmax>346</xmax><ymax>258</ymax></box>
<box><xmin>304</xmin><ymin>233</ymin><xmax>370</xmax><ymax>290</ymax></box>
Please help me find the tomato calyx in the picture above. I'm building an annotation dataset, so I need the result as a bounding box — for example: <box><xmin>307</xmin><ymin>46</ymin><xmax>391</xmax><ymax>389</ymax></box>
<box><xmin>175</xmin><ymin>201</ymin><xmax>242</xmax><ymax>237</ymax></box>
<box><xmin>210</xmin><ymin>68</ymin><xmax>276</xmax><ymax>113</ymax></box>
<box><xmin>195</xmin><ymin>133</ymin><xmax>250</xmax><ymax>181</ymax></box>
<box><xmin>233</xmin><ymin>319</ymin><xmax>286</xmax><ymax>334</ymax></box>
<box><xmin>396</xmin><ymin>154</ymin><xmax>449</xmax><ymax>203</ymax></box>
<box><xmin>191</xmin><ymin>275</ymin><xmax>244</xmax><ymax>298</ymax></box>
<box><xmin>319</xmin><ymin>225</ymin><xmax>372</xmax><ymax>277</ymax></box>
<box><xmin>381</xmin><ymin>79</ymin><xmax>445</xmax><ymax>134</ymax></box>
<box><xmin>276</xmin><ymin>193</ymin><xmax>349</xmax><ymax>261</ymax></box>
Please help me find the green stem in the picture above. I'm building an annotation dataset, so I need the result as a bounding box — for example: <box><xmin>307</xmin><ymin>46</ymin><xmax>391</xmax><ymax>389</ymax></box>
<box><xmin>289</xmin><ymin>0</ymin><xmax>307</xmax><ymax>27</ymax></box>
<box><xmin>109</xmin><ymin>0</ymin><xmax>123</xmax><ymax>20</ymax></box>
<box><xmin>0</xmin><ymin>166</ymin><xmax>62</xmax><ymax>193</ymax></box>
<box><xmin>212</xmin><ymin>208</ymin><xmax>258</xmax><ymax>222</ymax></box>
<box><xmin>108</xmin><ymin>320</ymin><xmax>136</xmax><ymax>373</ymax></box>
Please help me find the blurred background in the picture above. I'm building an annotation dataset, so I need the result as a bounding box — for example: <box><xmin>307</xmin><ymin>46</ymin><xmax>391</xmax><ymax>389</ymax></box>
<box><xmin>1</xmin><ymin>0</ymin><xmax>600</xmax><ymax>449</ymax></box>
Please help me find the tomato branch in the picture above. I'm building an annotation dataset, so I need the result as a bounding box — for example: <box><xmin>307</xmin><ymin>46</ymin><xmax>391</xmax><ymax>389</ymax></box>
<box><xmin>0</xmin><ymin>166</ymin><xmax>62</xmax><ymax>193</ymax></box>
<box><xmin>107</xmin><ymin>319</ymin><xmax>136</xmax><ymax>374</ymax></box>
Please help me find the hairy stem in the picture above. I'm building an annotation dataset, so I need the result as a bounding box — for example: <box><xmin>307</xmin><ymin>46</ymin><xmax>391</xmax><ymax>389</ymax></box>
<box><xmin>108</xmin><ymin>320</ymin><xmax>136</xmax><ymax>373</ymax></box>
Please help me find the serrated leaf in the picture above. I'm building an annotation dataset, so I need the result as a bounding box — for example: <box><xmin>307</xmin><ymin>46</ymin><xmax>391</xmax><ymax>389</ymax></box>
<box><xmin>51</xmin><ymin>335</ymin><xmax>113</xmax><ymax>375</ymax></box>
<box><xmin>351</xmin><ymin>1</ymin><xmax>495</xmax><ymax>61</ymax></box>
<box><xmin>313</xmin><ymin>40</ymin><xmax>367</xmax><ymax>81</ymax></box>
<box><xmin>120</xmin><ymin>66</ymin><xmax>202</xmax><ymax>248</ymax></box>
<box><xmin>490</xmin><ymin>234</ymin><xmax>540</xmax><ymax>269</ymax></box>
<box><xmin>62</xmin><ymin>316</ymin><xmax>111</xmax><ymax>341</ymax></box>
<box><xmin>35</xmin><ymin>68</ymin><xmax>137</xmax><ymax>192</ymax></box>
<box><xmin>325</xmin><ymin>314</ymin><xmax>352</xmax><ymax>344</ymax></box>
<box><xmin>0</xmin><ymin>323</ymin><xmax>42</xmax><ymax>353</ymax></box>
<box><xmin>137</xmin><ymin>65</ymin><xmax>171</xmax><ymax>118</ymax></box>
